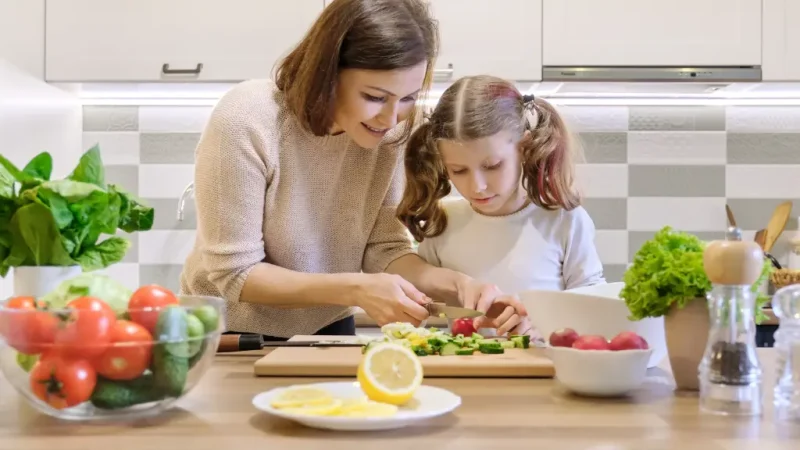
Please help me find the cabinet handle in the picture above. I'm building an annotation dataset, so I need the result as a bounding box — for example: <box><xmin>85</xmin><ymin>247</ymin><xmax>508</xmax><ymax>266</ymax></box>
<box><xmin>161</xmin><ymin>63</ymin><xmax>204</xmax><ymax>75</ymax></box>
<box><xmin>433</xmin><ymin>63</ymin><xmax>454</xmax><ymax>80</ymax></box>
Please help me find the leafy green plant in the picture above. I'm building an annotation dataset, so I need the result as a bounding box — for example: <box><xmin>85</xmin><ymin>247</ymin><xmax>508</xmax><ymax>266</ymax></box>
<box><xmin>621</xmin><ymin>226</ymin><xmax>772</xmax><ymax>325</ymax></box>
<box><xmin>0</xmin><ymin>145</ymin><xmax>154</xmax><ymax>275</ymax></box>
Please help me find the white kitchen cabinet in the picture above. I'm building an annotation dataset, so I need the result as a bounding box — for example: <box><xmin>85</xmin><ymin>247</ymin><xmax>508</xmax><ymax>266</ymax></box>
<box><xmin>763</xmin><ymin>0</ymin><xmax>800</xmax><ymax>81</ymax></box>
<box><xmin>45</xmin><ymin>0</ymin><xmax>325</xmax><ymax>82</ymax></box>
<box><xmin>542</xmin><ymin>0</ymin><xmax>762</xmax><ymax>67</ymax></box>
<box><xmin>0</xmin><ymin>0</ymin><xmax>45</xmax><ymax>79</ymax></box>
<box><xmin>430</xmin><ymin>0</ymin><xmax>542</xmax><ymax>81</ymax></box>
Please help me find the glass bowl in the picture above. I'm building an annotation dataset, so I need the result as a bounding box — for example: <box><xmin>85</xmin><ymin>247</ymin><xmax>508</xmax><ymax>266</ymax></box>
<box><xmin>0</xmin><ymin>293</ymin><xmax>225</xmax><ymax>421</ymax></box>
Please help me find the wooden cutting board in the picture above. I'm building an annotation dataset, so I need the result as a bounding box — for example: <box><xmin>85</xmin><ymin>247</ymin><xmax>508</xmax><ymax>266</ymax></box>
<box><xmin>253</xmin><ymin>335</ymin><xmax>555</xmax><ymax>378</ymax></box>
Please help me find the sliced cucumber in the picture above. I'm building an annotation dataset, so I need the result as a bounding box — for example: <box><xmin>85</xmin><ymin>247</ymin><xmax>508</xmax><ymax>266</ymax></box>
<box><xmin>510</xmin><ymin>335</ymin><xmax>531</xmax><ymax>349</ymax></box>
<box><xmin>455</xmin><ymin>348</ymin><xmax>475</xmax><ymax>356</ymax></box>
<box><xmin>500</xmin><ymin>340</ymin><xmax>516</xmax><ymax>350</ymax></box>
<box><xmin>471</xmin><ymin>332</ymin><xmax>484</xmax><ymax>341</ymax></box>
<box><xmin>479</xmin><ymin>346</ymin><xmax>505</xmax><ymax>355</ymax></box>
<box><xmin>478</xmin><ymin>342</ymin><xmax>502</xmax><ymax>353</ymax></box>
<box><xmin>439</xmin><ymin>342</ymin><xmax>460</xmax><ymax>356</ymax></box>
<box><xmin>413</xmin><ymin>346</ymin><xmax>429</xmax><ymax>357</ymax></box>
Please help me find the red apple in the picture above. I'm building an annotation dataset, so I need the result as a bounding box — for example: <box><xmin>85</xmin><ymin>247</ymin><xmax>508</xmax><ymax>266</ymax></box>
<box><xmin>609</xmin><ymin>331</ymin><xmax>649</xmax><ymax>351</ymax></box>
<box><xmin>548</xmin><ymin>328</ymin><xmax>579</xmax><ymax>348</ymax></box>
<box><xmin>572</xmin><ymin>335</ymin><xmax>610</xmax><ymax>351</ymax></box>
<box><xmin>451</xmin><ymin>318</ymin><xmax>477</xmax><ymax>336</ymax></box>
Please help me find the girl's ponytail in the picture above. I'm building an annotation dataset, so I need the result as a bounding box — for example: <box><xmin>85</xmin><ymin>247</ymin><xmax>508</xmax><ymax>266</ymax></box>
<box><xmin>519</xmin><ymin>97</ymin><xmax>581</xmax><ymax>211</ymax></box>
<box><xmin>396</xmin><ymin>121</ymin><xmax>451</xmax><ymax>242</ymax></box>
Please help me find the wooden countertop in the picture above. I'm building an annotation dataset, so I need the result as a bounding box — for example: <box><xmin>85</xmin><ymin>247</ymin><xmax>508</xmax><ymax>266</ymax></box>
<box><xmin>0</xmin><ymin>348</ymin><xmax>798</xmax><ymax>449</ymax></box>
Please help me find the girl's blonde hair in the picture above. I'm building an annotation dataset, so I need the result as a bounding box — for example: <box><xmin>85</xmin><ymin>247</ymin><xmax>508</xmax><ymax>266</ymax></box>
<box><xmin>397</xmin><ymin>75</ymin><xmax>581</xmax><ymax>242</ymax></box>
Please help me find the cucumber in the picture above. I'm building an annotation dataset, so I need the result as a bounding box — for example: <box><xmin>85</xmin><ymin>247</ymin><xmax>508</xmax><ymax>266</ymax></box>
<box><xmin>91</xmin><ymin>374</ymin><xmax>165</xmax><ymax>410</ymax></box>
<box><xmin>478</xmin><ymin>342</ymin><xmax>503</xmax><ymax>353</ymax></box>
<box><xmin>500</xmin><ymin>340</ymin><xmax>516</xmax><ymax>350</ymax></box>
<box><xmin>186</xmin><ymin>314</ymin><xmax>205</xmax><ymax>358</ymax></box>
<box><xmin>455</xmin><ymin>348</ymin><xmax>475</xmax><ymax>356</ymax></box>
<box><xmin>471</xmin><ymin>333</ymin><xmax>484</xmax><ymax>340</ymax></box>
<box><xmin>151</xmin><ymin>307</ymin><xmax>191</xmax><ymax>397</ymax></box>
<box><xmin>439</xmin><ymin>342</ymin><xmax>460</xmax><ymax>356</ymax></box>
<box><xmin>510</xmin><ymin>335</ymin><xmax>531</xmax><ymax>349</ymax></box>
<box><xmin>413</xmin><ymin>346</ymin><xmax>429</xmax><ymax>357</ymax></box>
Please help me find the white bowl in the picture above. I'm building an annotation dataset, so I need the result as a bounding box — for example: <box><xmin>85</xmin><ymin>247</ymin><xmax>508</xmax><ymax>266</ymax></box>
<box><xmin>517</xmin><ymin>282</ymin><xmax>667</xmax><ymax>368</ymax></box>
<box><xmin>547</xmin><ymin>346</ymin><xmax>653</xmax><ymax>397</ymax></box>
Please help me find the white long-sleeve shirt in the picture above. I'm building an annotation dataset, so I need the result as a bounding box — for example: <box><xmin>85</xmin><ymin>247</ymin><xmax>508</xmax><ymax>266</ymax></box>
<box><xmin>416</xmin><ymin>198</ymin><xmax>606</xmax><ymax>294</ymax></box>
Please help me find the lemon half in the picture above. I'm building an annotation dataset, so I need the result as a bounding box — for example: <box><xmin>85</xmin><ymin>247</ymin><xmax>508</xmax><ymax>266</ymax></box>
<box><xmin>356</xmin><ymin>342</ymin><xmax>423</xmax><ymax>406</ymax></box>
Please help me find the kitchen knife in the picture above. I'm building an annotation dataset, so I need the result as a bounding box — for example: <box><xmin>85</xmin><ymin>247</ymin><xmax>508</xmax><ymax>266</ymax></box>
<box><xmin>217</xmin><ymin>334</ymin><xmax>364</xmax><ymax>352</ymax></box>
<box><xmin>426</xmin><ymin>302</ymin><xmax>483</xmax><ymax>319</ymax></box>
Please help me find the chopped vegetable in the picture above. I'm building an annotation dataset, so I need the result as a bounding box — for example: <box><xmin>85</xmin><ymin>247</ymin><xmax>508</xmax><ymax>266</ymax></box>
<box><xmin>360</xmin><ymin>322</ymin><xmax>530</xmax><ymax>356</ymax></box>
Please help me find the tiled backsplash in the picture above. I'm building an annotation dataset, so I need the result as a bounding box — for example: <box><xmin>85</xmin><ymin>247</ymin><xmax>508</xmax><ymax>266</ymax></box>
<box><xmin>82</xmin><ymin>103</ymin><xmax>800</xmax><ymax>292</ymax></box>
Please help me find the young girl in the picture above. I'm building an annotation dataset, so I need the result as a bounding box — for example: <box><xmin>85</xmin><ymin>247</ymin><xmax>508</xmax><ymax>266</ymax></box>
<box><xmin>397</xmin><ymin>75</ymin><xmax>605</xmax><ymax>333</ymax></box>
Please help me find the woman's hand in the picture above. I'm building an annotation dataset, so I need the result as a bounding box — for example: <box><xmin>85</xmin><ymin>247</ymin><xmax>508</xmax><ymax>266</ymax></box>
<box><xmin>456</xmin><ymin>279</ymin><xmax>529</xmax><ymax>336</ymax></box>
<box><xmin>350</xmin><ymin>273</ymin><xmax>431</xmax><ymax>327</ymax></box>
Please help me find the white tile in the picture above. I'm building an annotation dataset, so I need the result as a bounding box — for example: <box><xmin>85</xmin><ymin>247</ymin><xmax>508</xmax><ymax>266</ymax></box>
<box><xmin>138</xmin><ymin>164</ymin><xmax>195</xmax><ymax>198</ymax></box>
<box><xmin>82</xmin><ymin>132</ymin><xmax>140</xmax><ymax>165</ymax></box>
<box><xmin>139</xmin><ymin>106</ymin><xmax>214</xmax><ymax>132</ymax></box>
<box><xmin>93</xmin><ymin>263</ymin><xmax>140</xmax><ymax>291</ymax></box>
<box><xmin>727</xmin><ymin>107</ymin><xmax>800</xmax><ymax>132</ymax></box>
<box><xmin>558</xmin><ymin>106</ymin><xmax>629</xmax><ymax>132</ymax></box>
<box><xmin>627</xmin><ymin>131</ymin><xmax>726</xmax><ymax>165</ymax></box>
<box><xmin>139</xmin><ymin>230</ymin><xmax>197</xmax><ymax>264</ymax></box>
<box><xmin>594</xmin><ymin>230</ymin><xmax>628</xmax><ymax>265</ymax></box>
<box><xmin>726</xmin><ymin>165</ymin><xmax>800</xmax><ymax>198</ymax></box>
<box><xmin>575</xmin><ymin>164</ymin><xmax>628</xmax><ymax>198</ymax></box>
<box><xmin>627</xmin><ymin>197</ymin><xmax>726</xmax><ymax>232</ymax></box>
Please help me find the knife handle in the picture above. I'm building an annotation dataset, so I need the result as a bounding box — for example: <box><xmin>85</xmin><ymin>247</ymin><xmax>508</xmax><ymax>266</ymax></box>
<box><xmin>217</xmin><ymin>334</ymin><xmax>263</xmax><ymax>352</ymax></box>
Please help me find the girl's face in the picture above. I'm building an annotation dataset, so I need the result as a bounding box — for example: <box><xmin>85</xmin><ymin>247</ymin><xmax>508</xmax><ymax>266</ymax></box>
<box><xmin>331</xmin><ymin>62</ymin><xmax>427</xmax><ymax>149</ymax></box>
<box><xmin>439</xmin><ymin>129</ymin><xmax>530</xmax><ymax>216</ymax></box>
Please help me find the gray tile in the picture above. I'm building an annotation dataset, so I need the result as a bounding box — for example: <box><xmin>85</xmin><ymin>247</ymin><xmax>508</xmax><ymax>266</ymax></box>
<box><xmin>83</xmin><ymin>106</ymin><xmax>139</xmax><ymax>132</ymax></box>
<box><xmin>144</xmin><ymin>198</ymin><xmax>196</xmax><ymax>230</ymax></box>
<box><xmin>577</xmin><ymin>132</ymin><xmax>627</xmax><ymax>163</ymax></box>
<box><xmin>628</xmin><ymin>165</ymin><xmax>725</xmax><ymax>197</ymax></box>
<box><xmin>603</xmin><ymin>264</ymin><xmax>629</xmax><ymax>283</ymax></box>
<box><xmin>140</xmin><ymin>133</ymin><xmax>200</xmax><ymax>164</ymax></box>
<box><xmin>581</xmin><ymin>198</ymin><xmax>627</xmax><ymax>230</ymax></box>
<box><xmin>728</xmin><ymin>133</ymin><xmax>800</xmax><ymax>164</ymax></box>
<box><xmin>139</xmin><ymin>264</ymin><xmax>184</xmax><ymax>293</ymax></box>
<box><xmin>724</xmin><ymin>199</ymin><xmax>799</xmax><ymax>231</ymax></box>
<box><xmin>104</xmin><ymin>165</ymin><xmax>138</xmax><ymax>194</ymax></box>
<box><xmin>629</xmin><ymin>231</ymin><xmax>725</xmax><ymax>261</ymax></box>
<box><xmin>629</xmin><ymin>106</ymin><xmax>725</xmax><ymax>131</ymax></box>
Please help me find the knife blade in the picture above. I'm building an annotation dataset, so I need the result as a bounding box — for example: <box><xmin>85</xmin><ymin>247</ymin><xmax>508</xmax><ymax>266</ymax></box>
<box><xmin>217</xmin><ymin>334</ymin><xmax>364</xmax><ymax>352</ymax></box>
<box><xmin>426</xmin><ymin>302</ymin><xmax>483</xmax><ymax>319</ymax></box>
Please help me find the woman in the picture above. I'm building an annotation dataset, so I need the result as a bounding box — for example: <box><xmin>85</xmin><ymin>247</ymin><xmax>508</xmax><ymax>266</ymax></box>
<box><xmin>179</xmin><ymin>0</ymin><xmax>527</xmax><ymax>339</ymax></box>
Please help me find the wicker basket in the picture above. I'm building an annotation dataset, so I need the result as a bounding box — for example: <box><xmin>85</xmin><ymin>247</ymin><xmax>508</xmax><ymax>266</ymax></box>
<box><xmin>770</xmin><ymin>268</ymin><xmax>800</xmax><ymax>290</ymax></box>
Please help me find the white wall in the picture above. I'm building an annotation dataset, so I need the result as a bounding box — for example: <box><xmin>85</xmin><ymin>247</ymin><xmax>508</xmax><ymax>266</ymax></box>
<box><xmin>0</xmin><ymin>0</ymin><xmax>45</xmax><ymax>79</ymax></box>
<box><xmin>0</xmin><ymin>59</ymin><xmax>83</xmax><ymax>297</ymax></box>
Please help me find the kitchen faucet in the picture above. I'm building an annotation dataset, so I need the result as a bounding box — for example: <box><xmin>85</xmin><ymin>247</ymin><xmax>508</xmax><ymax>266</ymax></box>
<box><xmin>177</xmin><ymin>182</ymin><xmax>194</xmax><ymax>221</ymax></box>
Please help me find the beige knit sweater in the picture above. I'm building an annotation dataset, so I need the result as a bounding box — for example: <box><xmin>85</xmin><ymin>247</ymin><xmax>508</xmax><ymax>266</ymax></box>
<box><xmin>179</xmin><ymin>79</ymin><xmax>416</xmax><ymax>338</ymax></box>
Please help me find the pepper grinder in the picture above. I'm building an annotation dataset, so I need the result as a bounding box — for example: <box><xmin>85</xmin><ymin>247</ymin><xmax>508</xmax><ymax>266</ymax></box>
<box><xmin>699</xmin><ymin>226</ymin><xmax>765</xmax><ymax>416</ymax></box>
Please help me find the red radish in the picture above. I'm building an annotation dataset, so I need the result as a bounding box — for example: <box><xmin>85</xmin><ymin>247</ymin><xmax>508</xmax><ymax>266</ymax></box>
<box><xmin>451</xmin><ymin>318</ymin><xmax>477</xmax><ymax>336</ymax></box>
<box><xmin>609</xmin><ymin>331</ymin><xmax>649</xmax><ymax>351</ymax></box>
<box><xmin>549</xmin><ymin>328</ymin><xmax>580</xmax><ymax>348</ymax></box>
<box><xmin>572</xmin><ymin>335</ymin><xmax>610</xmax><ymax>351</ymax></box>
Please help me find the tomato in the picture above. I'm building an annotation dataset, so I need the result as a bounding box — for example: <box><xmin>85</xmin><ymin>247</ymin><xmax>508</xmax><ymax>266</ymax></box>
<box><xmin>30</xmin><ymin>354</ymin><xmax>96</xmax><ymax>410</ymax></box>
<box><xmin>54</xmin><ymin>296</ymin><xmax>116</xmax><ymax>359</ymax></box>
<box><xmin>451</xmin><ymin>318</ymin><xmax>477</xmax><ymax>337</ymax></box>
<box><xmin>127</xmin><ymin>285</ymin><xmax>179</xmax><ymax>333</ymax></box>
<box><xmin>94</xmin><ymin>320</ymin><xmax>153</xmax><ymax>381</ymax></box>
<box><xmin>0</xmin><ymin>296</ymin><xmax>57</xmax><ymax>355</ymax></box>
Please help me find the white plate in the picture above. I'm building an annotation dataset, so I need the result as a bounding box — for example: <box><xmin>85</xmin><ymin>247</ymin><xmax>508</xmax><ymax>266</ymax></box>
<box><xmin>252</xmin><ymin>381</ymin><xmax>462</xmax><ymax>431</ymax></box>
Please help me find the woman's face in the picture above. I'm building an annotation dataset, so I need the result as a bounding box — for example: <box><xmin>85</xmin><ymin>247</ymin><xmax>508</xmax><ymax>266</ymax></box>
<box><xmin>332</xmin><ymin>62</ymin><xmax>427</xmax><ymax>149</ymax></box>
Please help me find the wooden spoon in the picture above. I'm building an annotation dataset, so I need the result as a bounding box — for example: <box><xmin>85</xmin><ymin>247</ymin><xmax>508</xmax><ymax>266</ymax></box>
<box><xmin>754</xmin><ymin>229</ymin><xmax>767</xmax><ymax>249</ymax></box>
<box><xmin>725</xmin><ymin>204</ymin><xmax>737</xmax><ymax>227</ymax></box>
<box><xmin>763</xmin><ymin>201</ymin><xmax>793</xmax><ymax>253</ymax></box>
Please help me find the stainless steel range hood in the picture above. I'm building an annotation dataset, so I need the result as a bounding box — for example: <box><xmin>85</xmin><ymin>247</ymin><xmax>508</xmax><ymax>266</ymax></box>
<box><xmin>541</xmin><ymin>66</ymin><xmax>762</xmax><ymax>83</ymax></box>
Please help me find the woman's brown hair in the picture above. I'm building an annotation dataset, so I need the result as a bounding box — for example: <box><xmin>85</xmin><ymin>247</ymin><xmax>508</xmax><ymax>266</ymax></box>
<box><xmin>275</xmin><ymin>0</ymin><xmax>438</xmax><ymax>145</ymax></box>
<box><xmin>397</xmin><ymin>75</ymin><xmax>582</xmax><ymax>242</ymax></box>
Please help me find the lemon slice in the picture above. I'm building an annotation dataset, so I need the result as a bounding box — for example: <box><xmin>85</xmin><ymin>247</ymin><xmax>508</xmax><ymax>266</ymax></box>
<box><xmin>281</xmin><ymin>398</ymin><xmax>343</xmax><ymax>416</ymax></box>
<box><xmin>337</xmin><ymin>400</ymin><xmax>399</xmax><ymax>418</ymax></box>
<box><xmin>270</xmin><ymin>386</ymin><xmax>333</xmax><ymax>409</ymax></box>
<box><xmin>356</xmin><ymin>342</ymin><xmax>423</xmax><ymax>406</ymax></box>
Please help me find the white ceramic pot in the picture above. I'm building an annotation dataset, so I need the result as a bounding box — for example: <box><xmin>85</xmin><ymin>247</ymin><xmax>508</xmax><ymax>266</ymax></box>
<box><xmin>12</xmin><ymin>265</ymin><xmax>82</xmax><ymax>298</ymax></box>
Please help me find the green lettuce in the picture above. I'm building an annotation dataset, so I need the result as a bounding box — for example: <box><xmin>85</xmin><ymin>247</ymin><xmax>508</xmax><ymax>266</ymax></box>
<box><xmin>0</xmin><ymin>146</ymin><xmax>155</xmax><ymax>275</ymax></box>
<box><xmin>621</xmin><ymin>226</ymin><xmax>772</xmax><ymax>324</ymax></box>
<box><xmin>40</xmin><ymin>272</ymin><xmax>132</xmax><ymax>316</ymax></box>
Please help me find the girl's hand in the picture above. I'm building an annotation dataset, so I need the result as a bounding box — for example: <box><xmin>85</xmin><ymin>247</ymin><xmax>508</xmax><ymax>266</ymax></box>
<box><xmin>455</xmin><ymin>278</ymin><xmax>528</xmax><ymax>333</ymax></box>
<box><xmin>350</xmin><ymin>273</ymin><xmax>431</xmax><ymax>327</ymax></box>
